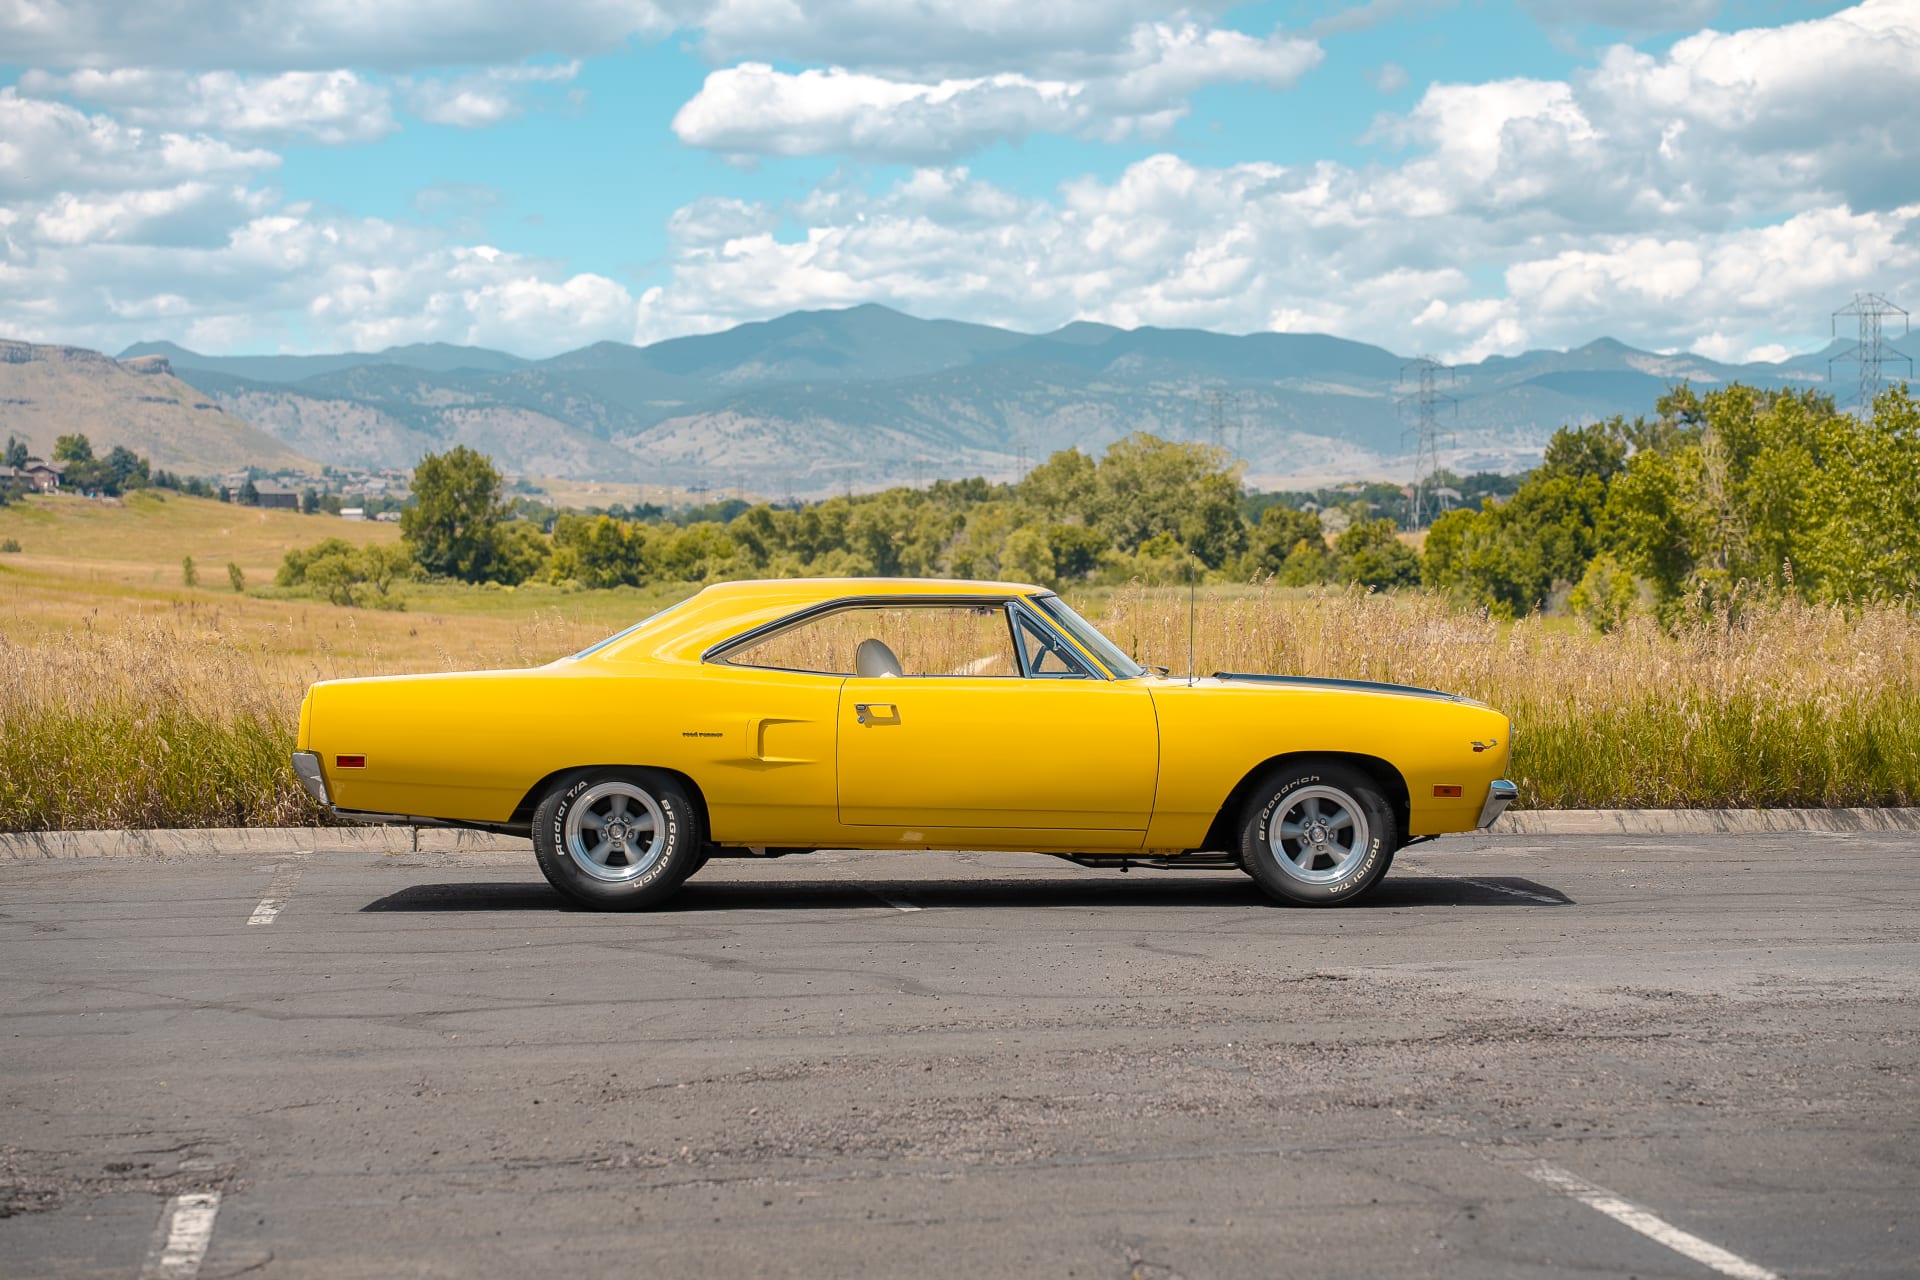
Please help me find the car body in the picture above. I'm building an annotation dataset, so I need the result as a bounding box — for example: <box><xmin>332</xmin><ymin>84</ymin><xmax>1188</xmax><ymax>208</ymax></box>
<box><xmin>292</xmin><ymin>578</ymin><xmax>1515</xmax><ymax>907</ymax></box>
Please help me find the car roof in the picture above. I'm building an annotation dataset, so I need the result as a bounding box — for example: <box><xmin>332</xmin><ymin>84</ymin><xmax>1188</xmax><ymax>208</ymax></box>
<box><xmin>575</xmin><ymin>577</ymin><xmax>1051</xmax><ymax>666</ymax></box>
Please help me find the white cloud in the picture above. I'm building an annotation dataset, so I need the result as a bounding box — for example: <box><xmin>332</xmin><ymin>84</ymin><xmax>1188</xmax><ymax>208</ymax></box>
<box><xmin>0</xmin><ymin>91</ymin><xmax>280</xmax><ymax>199</ymax></box>
<box><xmin>673</xmin><ymin>22</ymin><xmax>1320</xmax><ymax>160</ymax></box>
<box><xmin>16</xmin><ymin>69</ymin><xmax>395</xmax><ymax>145</ymax></box>
<box><xmin>406</xmin><ymin>61</ymin><xmax>582</xmax><ymax>128</ymax></box>
<box><xmin>0</xmin><ymin>0</ymin><xmax>678</xmax><ymax>70</ymax></box>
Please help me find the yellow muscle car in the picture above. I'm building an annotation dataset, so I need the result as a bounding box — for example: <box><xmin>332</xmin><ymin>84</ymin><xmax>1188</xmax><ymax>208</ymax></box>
<box><xmin>291</xmin><ymin>578</ymin><xmax>1514</xmax><ymax>909</ymax></box>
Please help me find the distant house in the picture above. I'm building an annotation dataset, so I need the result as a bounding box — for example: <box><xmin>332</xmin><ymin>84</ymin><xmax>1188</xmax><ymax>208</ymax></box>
<box><xmin>17</xmin><ymin>460</ymin><xmax>65</xmax><ymax>492</ymax></box>
<box><xmin>253</xmin><ymin>481</ymin><xmax>299</xmax><ymax>510</ymax></box>
<box><xmin>374</xmin><ymin>510</ymin><xmax>402</xmax><ymax>523</ymax></box>
<box><xmin>339</xmin><ymin>507</ymin><xmax>366</xmax><ymax>521</ymax></box>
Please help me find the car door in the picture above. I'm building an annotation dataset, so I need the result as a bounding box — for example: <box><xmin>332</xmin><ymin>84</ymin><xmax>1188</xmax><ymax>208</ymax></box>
<box><xmin>836</xmin><ymin>603</ymin><xmax>1159</xmax><ymax>836</ymax></box>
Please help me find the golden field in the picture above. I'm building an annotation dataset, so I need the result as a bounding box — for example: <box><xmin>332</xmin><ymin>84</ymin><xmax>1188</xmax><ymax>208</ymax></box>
<box><xmin>1</xmin><ymin>492</ymin><xmax>1916</xmax><ymax>830</ymax></box>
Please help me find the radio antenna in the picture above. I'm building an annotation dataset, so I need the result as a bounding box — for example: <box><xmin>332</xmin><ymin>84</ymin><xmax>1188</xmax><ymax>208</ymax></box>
<box><xmin>1187</xmin><ymin>552</ymin><xmax>1198</xmax><ymax>686</ymax></box>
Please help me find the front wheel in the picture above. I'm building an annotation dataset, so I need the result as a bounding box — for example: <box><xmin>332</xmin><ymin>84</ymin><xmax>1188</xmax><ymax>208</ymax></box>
<box><xmin>532</xmin><ymin>770</ymin><xmax>703</xmax><ymax>910</ymax></box>
<box><xmin>1238</xmin><ymin>762</ymin><xmax>1397</xmax><ymax>906</ymax></box>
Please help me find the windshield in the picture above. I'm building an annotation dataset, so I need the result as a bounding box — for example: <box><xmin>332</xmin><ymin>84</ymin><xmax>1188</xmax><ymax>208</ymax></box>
<box><xmin>1032</xmin><ymin>595</ymin><xmax>1146</xmax><ymax>680</ymax></box>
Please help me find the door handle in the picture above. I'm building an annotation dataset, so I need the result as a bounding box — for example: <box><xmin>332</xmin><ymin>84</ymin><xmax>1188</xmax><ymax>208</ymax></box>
<box><xmin>854</xmin><ymin>703</ymin><xmax>899</xmax><ymax>726</ymax></box>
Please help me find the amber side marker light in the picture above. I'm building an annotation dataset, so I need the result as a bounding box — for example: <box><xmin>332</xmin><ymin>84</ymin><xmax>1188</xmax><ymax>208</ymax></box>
<box><xmin>1433</xmin><ymin>785</ymin><xmax>1463</xmax><ymax>798</ymax></box>
<box><xmin>336</xmin><ymin>755</ymin><xmax>367</xmax><ymax>769</ymax></box>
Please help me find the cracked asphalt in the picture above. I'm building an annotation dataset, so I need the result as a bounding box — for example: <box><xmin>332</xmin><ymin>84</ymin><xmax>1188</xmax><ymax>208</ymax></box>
<box><xmin>1</xmin><ymin>832</ymin><xmax>1915</xmax><ymax>1278</ymax></box>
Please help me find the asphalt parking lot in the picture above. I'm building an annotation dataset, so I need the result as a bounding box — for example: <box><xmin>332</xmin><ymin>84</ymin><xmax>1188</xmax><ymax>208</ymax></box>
<box><xmin>2</xmin><ymin>832</ymin><xmax>1915</xmax><ymax>1279</ymax></box>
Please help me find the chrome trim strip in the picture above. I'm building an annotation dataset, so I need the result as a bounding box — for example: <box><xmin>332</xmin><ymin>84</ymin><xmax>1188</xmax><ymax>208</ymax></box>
<box><xmin>290</xmin><ymin>751</ymin><xmax>330</xmax><ymax>807</ymax></box>
<box><xmin>1478</xmin><ymin>778</ymin><xmax>1518</xmax><ymax>828</ymax></box>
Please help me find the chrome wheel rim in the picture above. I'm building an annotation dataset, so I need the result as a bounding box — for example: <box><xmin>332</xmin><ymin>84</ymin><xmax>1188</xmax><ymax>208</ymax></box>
<box><xmin>1267</xmin><ymin>785</ymin><xmax>1370</xmax><ymax>885</ymax></box>
<box><xmin>565</xmin><ymin>781</ymin><xmax>667</xmax><ymax>883</ymax></box>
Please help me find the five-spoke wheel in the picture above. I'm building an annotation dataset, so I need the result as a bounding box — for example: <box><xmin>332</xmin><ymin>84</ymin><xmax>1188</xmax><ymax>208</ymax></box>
<box><xmin>532</xmin><ymin>770</ymin><xmax>702</xmax><ymax>909</ymax></box>
<box><xmin>1239</xmin><ymin>762</ymin><xmax>1397</xmax><ymax>905</ymax></box>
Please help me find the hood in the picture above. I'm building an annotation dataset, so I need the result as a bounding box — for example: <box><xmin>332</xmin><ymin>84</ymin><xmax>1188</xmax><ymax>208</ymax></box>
<box><xmin>1208</xmin><ymin>672</ymin><xmax>1465</xmax><ymax>703</ymax></box>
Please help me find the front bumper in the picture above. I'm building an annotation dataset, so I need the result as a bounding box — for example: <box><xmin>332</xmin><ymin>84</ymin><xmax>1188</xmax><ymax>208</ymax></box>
<box><xmin>291</xmin><ymin>751</ymin><xmax>330</xmax><ymax>806</ymax></box>
<box><xmin>1477</xmin><ymin>778</ymin><xmax>1518</xmax><ymax>828</ymax></box>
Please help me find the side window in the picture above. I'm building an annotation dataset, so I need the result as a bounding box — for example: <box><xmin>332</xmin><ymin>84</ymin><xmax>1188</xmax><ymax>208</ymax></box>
<box><xmin>725</xmin><ymin>605</ymin><xmax>1020</xmax><ymax>677</ymax></box>
<box><xmin>1012</xmin><ymin>608</ymin><xmax>1096</xmax><ymax>679</ymax></box>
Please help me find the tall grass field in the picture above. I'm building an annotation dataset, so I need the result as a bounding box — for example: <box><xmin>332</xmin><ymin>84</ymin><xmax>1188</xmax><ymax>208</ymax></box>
<box><xmin>3</xmin><ymin>495</ymin><xmax>1916</xmax><ymax>831</ymax></box>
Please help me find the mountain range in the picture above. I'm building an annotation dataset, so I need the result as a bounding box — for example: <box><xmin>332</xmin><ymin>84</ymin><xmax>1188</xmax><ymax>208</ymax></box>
<box><xmin>6</xmin><ymin>305</ymin><xmax>1908</xmax><ymax>493</ymax></box>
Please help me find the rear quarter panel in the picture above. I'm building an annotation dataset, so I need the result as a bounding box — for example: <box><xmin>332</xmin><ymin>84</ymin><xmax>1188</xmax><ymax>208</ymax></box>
<box><xmin>1143</xmin><ymin>683</ymin><xmax>1512</xmax><ymax>849</ymax></box>
<box><xmin>307</xmin><ymin>665</ymin><xmax>675</xmax><ymax>822</ymax></box>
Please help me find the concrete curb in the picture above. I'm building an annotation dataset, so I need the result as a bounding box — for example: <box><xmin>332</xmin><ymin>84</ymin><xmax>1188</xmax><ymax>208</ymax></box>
<box><xmin>1487</xmin><ymin>806</ymin><xmax>1920</xmax><ymax>836</ymax></box>
<box><xmin>2</xmin><ymin>807</ymin><xmax>1918</xmax><ymax>860</ymax></box>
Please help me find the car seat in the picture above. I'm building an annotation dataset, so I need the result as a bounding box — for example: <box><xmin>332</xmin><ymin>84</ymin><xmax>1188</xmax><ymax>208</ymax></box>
<box><xmin>855</xmin><ymin>638</ymin><xmax>903</xmax><ymax>678</ymax></box>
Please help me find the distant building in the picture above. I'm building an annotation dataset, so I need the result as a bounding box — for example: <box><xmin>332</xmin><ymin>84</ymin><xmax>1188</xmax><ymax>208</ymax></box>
<box><xmin>339</xmin><ymin>507</ymin><xmax>366</xmax><ymax>521</ymax></box>
<box><xmin>374</xmin><ymin>510</ymin><xmax>402</xmax><ymax>523</ymax></box>
<box><xmin>253</xmin><ymin>481</ymin><xmax>299</xmax><ymax>509</ymax></box>
<box><xmin>17</xmin><ymin>460</ymin><xmax>65</xmax><ymax>492</ymax></box>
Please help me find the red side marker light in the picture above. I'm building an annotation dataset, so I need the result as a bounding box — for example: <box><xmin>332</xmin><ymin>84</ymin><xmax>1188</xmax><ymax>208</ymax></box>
<box><xmin>336</xmin><ymin>755</ymin><xmax>366</xmax><ymax>769</ymax></box>
<box><xmin>1433</xmin><ymin>785</ymin><xmax>1463</xmax><ymax>798</ymax></box>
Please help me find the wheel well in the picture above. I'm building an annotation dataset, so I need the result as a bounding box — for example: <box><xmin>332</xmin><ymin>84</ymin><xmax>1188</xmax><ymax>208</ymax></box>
<box><xmin>511</xmin><ymin>765</ymin><xmax>713</xmax><ymax>838</ymax></box>
<box><xmin>1197</xmin><ymin>751</ymin><xmax>1412</xmax><ymax>853</ymax></box>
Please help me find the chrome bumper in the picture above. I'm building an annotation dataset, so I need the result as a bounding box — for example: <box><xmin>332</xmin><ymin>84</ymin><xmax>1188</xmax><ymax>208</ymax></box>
<box><xmin>291</xmin><ymin>751</ymin><xmax>330</xmax><ymax>807</ymax></box>
<box><xmin>1477</xmin><ymin>778</ymin><xmax>1518</xmax><ymax>828</ymax></box>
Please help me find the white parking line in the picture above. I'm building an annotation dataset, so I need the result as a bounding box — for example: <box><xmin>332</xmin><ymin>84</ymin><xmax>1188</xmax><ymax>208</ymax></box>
<box><xmin>866</xmin><ymin>889</ymin><xmax>922</xmax><ymax>913</ymax></box>
<box><xmin>248</xmin><ymin>858</ymin><xmax>306</xmax><ymax>926</ymax></box>
<box><xmin>1397</xmin><ymin>857</ymin><xmax>1562</xmax><ymax>904</ymax></box>
<box><xmin>1523</xmin><ymin>1161</ymin><xmax>1781</xmax><ymax>1280</ymax></box>
<box><xmin>138</xmin><ymin>1191</ymin><xmax>221</xmax><ymax>1280</ymax></box>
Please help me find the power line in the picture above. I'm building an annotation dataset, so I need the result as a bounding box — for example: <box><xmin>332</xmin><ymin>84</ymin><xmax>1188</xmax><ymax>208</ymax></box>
<box><xmin>1830</xmin><ymin>293</ymin><xmax>1911</xmax><ymax>411</ymax></box>
<box><xmin>1397</xmin><ymin>357</ymin><xmax>1456</xmax><ymax>530</ymax></box>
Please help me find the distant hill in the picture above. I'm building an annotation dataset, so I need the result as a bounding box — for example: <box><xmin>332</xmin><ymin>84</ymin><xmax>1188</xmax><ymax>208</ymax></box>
<box><xmin>98</xmin><ymin>307</ymin><xmax>1920</xmax><ymax>491</ymax></box>
<box><xmin>0</xmin><ymin>340</ymin><xmax>314</xmax><ymax>474</ymax></box>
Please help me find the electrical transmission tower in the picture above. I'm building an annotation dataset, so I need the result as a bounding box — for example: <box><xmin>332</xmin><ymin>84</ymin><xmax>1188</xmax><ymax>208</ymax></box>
<box><xmin>1202</xmin><ymin>388</ymin><xmax>1237</xmax><ymax>453</ymax></box>
<box><xmin>1830</xmin><ymin>293</ymin><xmax>1911</xmax><ymax>411</ymax></box>
<box><xmin>1397</xmin><ymin>357</ymin><xmax>1456</xmax><ymax>530</ymax></box>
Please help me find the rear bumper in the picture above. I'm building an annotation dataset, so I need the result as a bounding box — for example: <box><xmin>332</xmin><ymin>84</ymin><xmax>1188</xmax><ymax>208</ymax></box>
<box><xmin>291</xmin><ymin>751</ymin><xmax>330</xmax><ymax>807</ymax></box>
<box><xmin>1477</xmin><ymin>778</ymin><xmax>1518</xmax><ymax>828</ymax></box>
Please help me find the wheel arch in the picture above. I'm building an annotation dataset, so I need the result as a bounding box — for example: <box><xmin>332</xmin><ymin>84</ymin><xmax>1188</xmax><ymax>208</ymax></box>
<box><xmin>511</xmin><ymin>764</ymin><xmax>713</xmax><ymax>837</ymax></box>
<box><xmin>1197</xmin><ymin>751</ymin><xmax>1411</xmax><ymax>853</ymax></box>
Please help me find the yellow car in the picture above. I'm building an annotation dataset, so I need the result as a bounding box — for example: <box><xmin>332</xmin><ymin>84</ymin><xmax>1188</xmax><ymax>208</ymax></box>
<box><xmin>292</xmin><ymin>578</ymin><xmax>1514</xmax><ymax>909</ymax></box>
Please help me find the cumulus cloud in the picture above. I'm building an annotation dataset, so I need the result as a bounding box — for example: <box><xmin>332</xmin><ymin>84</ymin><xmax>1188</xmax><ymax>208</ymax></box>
<box><xmin>0</xmin><ymin>0</ymin><xmax>678</xmax><ymax>70</ymax></box>
<box><xmin>406</xmin><ymin>61</ymin><xmax>582</xmax><ymax>128</ymax></box>
<box><xmin>0</xmin><ymin>91</ymin><xmax>280</xmax><ymax>199</ymax></box>
<box><xmin>629</xmin><ymin>157</ymin><xmax>1920</xmax><ymax>364</ymax></box>
<box><xmin>673</xmin><ymin>22</ymin><xmax>1320</xmax><ymax>160</ymax></box>
<box><xmin>16</xmin><ymin>68</ymin><xmax>396</xmax><ymax>144</ymax></box>
<box><xmin>0</xmin><ymin>197</ymin><xmax>639</xmax><ymax>355</ymax></box>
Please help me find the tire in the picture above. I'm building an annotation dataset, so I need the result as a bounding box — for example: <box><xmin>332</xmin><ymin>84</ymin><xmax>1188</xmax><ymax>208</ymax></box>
<box><xmin>531</xmin><ymin>770</ymin><xmax>703</xmax><ymax>910</ymax></box>
<box><xmin>1238</xmin><ymin>761</ymin><xmax>1397</xmax><ymax>906</ymax></box>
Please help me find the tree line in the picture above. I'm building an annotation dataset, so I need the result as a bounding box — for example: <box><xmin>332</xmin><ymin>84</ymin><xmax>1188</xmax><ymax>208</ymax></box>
<box><xmin>273</xmin><ymin>381</ymin><xmax>1919</xmax><ymax>625</ymax></box>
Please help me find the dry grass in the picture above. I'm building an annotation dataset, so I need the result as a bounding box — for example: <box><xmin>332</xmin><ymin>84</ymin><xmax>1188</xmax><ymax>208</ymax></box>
<box><xmin>2</xmin><ymin>559</ymin><xmax>1915</xmax><ymax>829</ymax></box>
<box><xmin>1104</xmin><ymin>583</ymin><xmax>1920</xmax><ymax>809</ymax></box>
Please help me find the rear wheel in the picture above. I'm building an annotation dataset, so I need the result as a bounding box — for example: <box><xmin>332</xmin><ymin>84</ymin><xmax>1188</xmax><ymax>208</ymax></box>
<box><xmin>531</xmin><ymin>770</ymin><xmax>702</xmax><ymax>910</ymax></box>
<box><xmin>1238</xmin><ymin>762</ymin><xmax>1396</xmax><ymax>906</ymax></box>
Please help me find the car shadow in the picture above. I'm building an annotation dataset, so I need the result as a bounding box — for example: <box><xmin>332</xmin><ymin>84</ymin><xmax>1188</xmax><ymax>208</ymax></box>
<box><xmin>360</xmin><ymin>872</ymin><xmax>1571</xmax><ymax>913</ymax></box>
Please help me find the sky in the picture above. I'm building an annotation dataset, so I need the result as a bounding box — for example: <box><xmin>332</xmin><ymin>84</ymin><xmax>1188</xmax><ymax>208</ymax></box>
<box><xmin>0</xmin><ymin>0</ymin><xmax>1914</xmax><ymax>362</ymax></box>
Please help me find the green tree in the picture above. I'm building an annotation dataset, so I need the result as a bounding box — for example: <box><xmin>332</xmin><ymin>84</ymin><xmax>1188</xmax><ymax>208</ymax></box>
<box><xmin>52</xmin><ymin>434</ymin><xmax>93</xmax><ymax>464</ymax></box>
<box><xmin>401</xmin><ymin>446</ymin><xmax>510</xmax><ymax>583</ymax></box>
<box><xmin>1088</xmin><ymin>433</ymin><xmax>1245</xmax><ymax>568</ymax></box>
<box><xmin>238</xmin><ymin>478</ymin><xmax>259</xmax><ymax>506</ymax></box>
<box><xmin>999</xmin><ymin>525</ymin><xmax>1057</xmax><ymax>586</ymax></box>
<box><xmin>1244</xmin><ymin>505</ymin><xmax>1327</xmax><ymax>578</ymax></box>
<box><xmin>4</xmin><ymin>436</ymin><xmax>27</xmax><ymax>469</ymax></box>
<box><xmin>227</xmin><ymin>562</ymin><xmax>246</xmax><ymax>593</ymax></box>
<box><xmin>1335</xmin><ymin>518</ymin><xmax>1420</xmax><ymax>589</ymax></box>
<box><xmin>181</xmin><ymin>555</ymin><xmax>198</xmax><ymax>587</ymax></box>
<box><xmin>278</xmin><ymin>539</ymin><xmax>413</xmax><ymax>607</ymax></box>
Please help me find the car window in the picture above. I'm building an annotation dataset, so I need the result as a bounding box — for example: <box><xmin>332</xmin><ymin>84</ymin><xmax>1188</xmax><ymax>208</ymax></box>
<box><xmin>724</xmin><ymin>605</ymin><xmax>1019</xmax><ymax>677</ymax></box>
<box><xmin>1011</xmin><ymin>607</ymin><xmax>1096</xmax><ymax>678</ymax></box>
